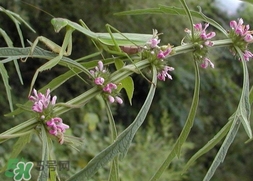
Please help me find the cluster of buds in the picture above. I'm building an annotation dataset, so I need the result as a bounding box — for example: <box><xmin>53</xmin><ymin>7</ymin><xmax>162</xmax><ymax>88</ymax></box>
<box><xmin>143</xmin><ymin>29</ymin><xmax>174</xmax><ymax>81</ymax></box>
<box><xmin>184</xmin><ymin>23</ymin><xmax>216</xmax><ymax>68</ymax></box>
<box><xmin>29</xmin><ymin>89</ymin><xmax>69</xmax><ymax>144</ymax></box>
<box><xmin>90</xmin><ymin>61</ymin><xmax>123</xmax><ymax>104</ymax></box>
<box><xmin>229</xmin><ymin>18</ymin><xmax>253</xmax><ymax>61</ymax></box>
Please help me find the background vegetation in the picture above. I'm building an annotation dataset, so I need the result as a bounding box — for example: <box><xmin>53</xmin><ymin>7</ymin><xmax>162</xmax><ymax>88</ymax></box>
<box><xmin>0</xmin><ymin>0</ymin><xmax>253</xmax><ymax>180</ymax></box>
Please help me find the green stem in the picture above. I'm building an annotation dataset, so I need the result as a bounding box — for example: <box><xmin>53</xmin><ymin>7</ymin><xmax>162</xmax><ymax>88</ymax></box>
<box><xmin>180</xmin><ymin>0</ymin><xmax>194</xmax><ymax>39</ymax></box>
<box><xmin>212</xmin><ymin>39</ymin><xmax>233</xmax><ymax>47</ymax></box>
<box><xmin>150</xmin><ymin>60</ymin><xmax>200</xmax><ymax>181</ymax></box>
<box><xmin>173</xmin><ymin>39</ymin><xmax>233</xmax><ymax>54</ymax></box>
<box><xmin>105</xmin><ymin>100</ymin><xmax>119</xmax><ymax>181</ymax></box>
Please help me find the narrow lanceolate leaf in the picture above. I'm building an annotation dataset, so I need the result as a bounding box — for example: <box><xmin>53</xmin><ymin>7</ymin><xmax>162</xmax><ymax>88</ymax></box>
<box><xmin>66</xmin><ymin>65</ymin><xmax>157</xmax><ymax>181</ymax></box>
<box><xmin>203</xmin><ymin>47</ymin><xmax>251</xmax><ymax>181</ymax></box>
<box><xmin>150</xmin><ymin>60</ymin><xmax>200</xmax><ymax>181</ymax></box>
<box><xmin>0</xmin><ymin>28</ymin><xmax>23</xmax><ymax>85</ymax></box>
<box><xmin>0</xmin><ymin>62</ymin><xmax>13</xmax><ymax>111</ymax></box>
<box><xmin>10</xmin><ymin>133</ymin><xmax>32</xmax><ymax>158</ymax></box>
<box><xmin>37</xmin><ymin>126</ymin><xmax>49</xmax><ymax>181</ymax></box>
<box><xmin>182</xmin><ymin>118</ymin><xmax>233</xmax><ymax>173</ymax></box>
<box><xmin>203</xmin><ymin>116</ymin><xmax>241</xmax><ymax>181</ymax></box>
<box><xmin>0</xmin><ymin>132</ymin><xmax>32</xmax><ymax>172</ymax></box>
<box><xmin>0</xmin><ymin>6</ymin><xmax>35</xmax><ymax>47</ymax></box>
<box><xmin>235</xmin><ymin>47</ymin><xmax>251</xmax><ymax>138</ymax></box>
<box><xmin>115</xmin><ymin>5</ymin><xmax>228</xmax><ymax>36</ymax></box>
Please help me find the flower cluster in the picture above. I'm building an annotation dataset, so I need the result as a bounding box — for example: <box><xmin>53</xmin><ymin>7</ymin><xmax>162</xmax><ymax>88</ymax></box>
<box><xmin>144</xmin><ymin>29</ymin><xmax>174</xmax><ymax>81</ymax></box>
<box><xmin>29</xmin><ymin>89</ymin><xmax>69</xmax><ymax>144</ymax></box>
<box><xmin>46</xmin><ymin>117</ymin><xmax>69</xmax><ymax>144</ymax></box>
<box><xmin>184</xmin><ymin>23</ymin><xmax>216</xmax><ymax>68</ymax></box>
<box><xmin>90</xmin><ymin>61</ymin><xmax>123</xmax><ymax>104</ymax></box>
<box><xmin>229</xmin><ymin>18</ymin><xmax>253</xmax><ymax>61</ymax></box>
<box><xmin>29</xmin><ymin>88</ymin><xmax>57</xmax><ymax>113</ymax></box>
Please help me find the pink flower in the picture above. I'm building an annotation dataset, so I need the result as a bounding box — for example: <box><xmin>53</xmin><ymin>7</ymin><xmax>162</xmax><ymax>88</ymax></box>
<box><xmin>230</xmin><ymin>18</ymin><xmax>249</xmax><ymax>36</ymax></box>
<box><xmin>107</xmin><ymin>95</ymin><xmax>123</xmax><ymax>104</ymax></box>
<box><xmin>97</xmin><ymin>60</ymin><xmax>104</xmax><ymax>71</ymax></box>
<box><xmin>157</xmin><ymin>48</ymin><xmax>172</xmax><ymax>59</ymax></box>
<box><xmin>147</xmin><ymin>38</ymin><xmax>161</xmax><ymax>48</ymax></box>
<box><xmin>194</xmin><ymin>23</ymin><xmax>216</xmax><ymax>40</ymax></box>
<box><xmin>201</xmin><ymin>57</ymin><xmax>214</xmax><ymax>69</ymax></box>
<box><xmin>95</xmin><ymin>61</ymin><xmax>105</xmax><ymax>72</ymax></box>
<box><xmin>108</xmin><ymin>95</ymin><xmax>115</xmax><ymax>103</ymax></box>
<box><xmin>115</xmin><ymin>96</ymin><xmax>123</xmax><ymax>104</ymax></box>
<box><xmin>46</xmin><ymin>117</ymin><xmax>69</xmax><ymax>136</ymax></box>
<box><xmin>244</xmin><ymin>34</ymin><xmax>253</xmax><ymax>43</ymax></box>
<box><xmin>103</xmin><ymin>83</ymin><xmax>117</xmax><ymax>94</ymax></box>
<box><xmin>29</xmin><ymin>88</ymin><xmax>57</xmax><ymax>113</ymax></box>
<box><xmin>90</xmin><ymin>61</ymin><xmax>106</xmax><ymax>78</ymax></box>
<box><xmin>146</xmin><ymin>29</ymin><xmax>161</xmax><ymax>48</ymax></box>
<box><xmin>243</xmin><ymin>50</ymin><xmax>253</xmax><ymax>61</ymax></box>
<box><xmin>94</xmin><ymin>77</ymin><xmax>105</xmax><ymax>85</ymax></box>
<box><xmin>157</xmin><ymin>66</ymin><xmax>174</xmax><ymax>81</ymax></box>
<box><xmin>229</xmin><ymin>18</ymin><xmax>253</xmax><ymax>61</ymax></box>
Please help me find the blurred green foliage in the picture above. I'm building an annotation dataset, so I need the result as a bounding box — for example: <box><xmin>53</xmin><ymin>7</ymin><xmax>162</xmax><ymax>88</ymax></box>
<box><xmin>1</xmin><ymin>0</ymin><xmax>253</xmax><ymax>180</ymax></box>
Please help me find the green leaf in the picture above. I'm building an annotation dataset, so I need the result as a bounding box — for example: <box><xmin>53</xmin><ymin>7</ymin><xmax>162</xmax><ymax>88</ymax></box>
<box><xmin>119</xmin><ymin>76</ymin><xmax>134</xmax><ymax>105</ymax></box>
<box><xmin>0</xmin><ymin>62</ymin><xmax>13</xmax><ymax>111</ymax></box>
<box><xmin>0</xmin><ymin>28</ymin><xmax>23</xmax><ymax>88</ymax></box>
<box><xmin>114</xmin><ymin>58</ymin><xmax>134</xmax><ymax>105</ymax></box>
<box><xmin>0</xmin><ymin>118</ymin><xmax>37</xmax><ymax>144</ymax></box>
<box><xmin>203</xmin><ymin>116</ymin><xmax>241</xmax><ymax>181</ymax></box>
<box><xmin>108</xmin><ymin>159</ymin><xmax>119</xmax><ymax>181</ymax></box>
<box><xmin>249</xmin><ymin>86</ymin><xmax>253</xmax><ymax>104</ymax></box>
<box><xmin>10</xmin><ymin>133</ymin><xmax>32</xmax><ymax>158</ymax></box>
<box><xmin>115</xmin><ymin>5</ymin><xmax>228</xmax><ymax>36</ymax></box>
<box><xmin>150</xmin><ymin>60</ymin><xmax>200</xmax><ymax>181</ymax></box>
<box><xmin>179</xmin><ymin>0</ymin><xmax>194</xmax><ymax>38</ymax></box>
<box><xmin>66</xmin><ymin>65</ymin><xmax>157</xmax><ymax>181</ymax></box>
<box><xmin>0</xmin><ymin>132</ymin><xmax>32</xmax><ymax>172</ymax></box>
<box><xmin>203</xmin><ymin>47</ymin><xmax>251</xmax><ymax>181</ymax></box>
<box><xmin>37</xmin><ymin>125</ymin><xmax>49</xmax><ymax>181</ymax></box>
<box><xmin>235</xmin><ymin>47</ymin><xmax>251</xmax><ymax>138</ymax></box>
<box><xmin>114</xmin><ymin>58</ymin><xmax>124</xmax><ymax>70</ymax></box>
<box><xmin>97</xmin><ymin>32</ymin><xmax>153</xmax><ymax>46</ymax></box>
<box><xmin>182</xmin><ymin>118</ymin><xmax>233</xmax><ymax>173</ymax></box>
<box><xmin>0</xmin><ymin>6</ymin><xmax>36</xmax><ymax>47</ymax></box>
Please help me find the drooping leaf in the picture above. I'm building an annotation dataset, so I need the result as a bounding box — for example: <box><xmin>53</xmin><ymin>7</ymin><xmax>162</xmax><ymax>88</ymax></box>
<box><xmin>182</xmin><ymin>118</ymin><xmax>233</xmax><ymax>173</ymax></box>
<box><xmin>0</xmin><ymin>62</ymin><xmax>13</xmax><ymax>111</ymax></box>
<box><xmin>203</xmin><ymin>116</ymin><xmax>241</xmax><ymax>181</ymax></box>
<box><xmin>150</xmin><ymin>60</ymin><xmax>200</xmax><ymax>181</ymax></box>
<box><xmin>66</xmin><ymin>65</ymin><xmax>157</xmax><ymax>181</ymax></box>
<box><xmin>203</xmin><ymin>47</ymin><xmax>251</xmax><ymax>181</ymax></box>
<box><xmin>235</xmin><ymin>47</ymin><xmax>251</xmax><ymax>138</ymax></box>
